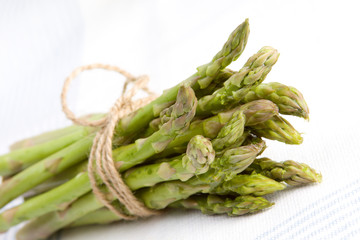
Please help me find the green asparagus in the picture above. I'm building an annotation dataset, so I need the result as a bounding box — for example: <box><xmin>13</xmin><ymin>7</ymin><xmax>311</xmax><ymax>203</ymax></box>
<box><xmin>114</xmin><ymin>19</ymin><xmax>250</xmax><ymax>137</ymax></box>
<box><xmin>244</xmin><ymin>157</ymin><xmax>322</xmax><ymax>185</ymax></box>
<box><xmin>0</xmin><ymin>126</ymin><xmax>95</xmax><ymax>177</ymax></box>
<box><xmin>196</xmin><ymin>46</ymin><xmax>280</xmax><ymax>116</ymax></box>
<box><xmin>150</xmin><ymin>99</ymin><xmax>279</xmax><ymax>158</ymax></box>
<box><xmin>195</xmin><ymin>69</ymin><xmax>235</xmax><ymax>98</ymax></box>
<box><xmin>170</xmin><ymin>194</ymin><xmax>273</xmax><ymax>216</ymax></box>
<box><xmin>0</xmin><ymin>18</ymin><xmax>321</xmax><ymax>239</ymax></box>
<box><xmin>8</xmin><ymin>114</ymin><xmax>104</xmax><ymax>151</ymax></box>
<box><xmin>0</xmin><ymin>134</ymin><xmax>214</xmax><ymax>232</ymax></box>
<box><xmin>251</xmin><ymin>115</ymin><xmax>303</xmax><ymax>144</ymax></box>
<box><xmin>15</xmin><ymin>139</ymin><xmax>274</xmax><ymax>240</ymax></box>
<box><xmin>242</xmin><ymin>82</ymin><xmax>309</xmax><ymax>119</ymax></box>
<box><xmin>18</xmin><ymin>100</ymin><xmax>264</xmax><ymax>204</ymax></box>
<box><xmin>0</xmin><ymin>98</ymin><xmax>253</xmax><ymax>231</ymax></box>
<box><xmin>122</xmin><ymin>135</ymin><xmax>215</xmax><ymax>190</ymax></box>
<box><xmin>9</xmin><ymin>125</ymin><xmax>79</xmax><ymax>151</ymax></box>
<box><xmin>68</xmin><ymin>194</ymin><xmax>273</xmax><ymax>227</ymax></box>
<box><xmin>0</xmin><ymin>86</ymin><xmax>197</xmax><ymax>209</ymax></box>
<box><xmin>138</xmin><ymin>139</ymin><xmax>270</xmax><ymax>209</ymax></box>
<box><xmin>0</xmin><ymin>18</ymin><xmax>249</xmax><ymax>179</ymax></box>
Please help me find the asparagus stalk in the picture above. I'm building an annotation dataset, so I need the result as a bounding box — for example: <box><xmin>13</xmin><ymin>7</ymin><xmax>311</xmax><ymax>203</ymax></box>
<box><xmin>211</xmin><ymin>110</ymin><xmax>246</xmax><ymax>151</ymax></box>
<box><xmin>0</xmin><ymin>86</ymin><xmax>197</xmax><ymax>209</ymax></box>
<box><xmin>9</xmin><ymin>125</ymin><xmax>79</xmax><ymax>151</ymax></box>
<box><xmin>0</xmin><ymin>113</ymin><xmax>105</xmax><ymax>177</ymax></box>
<box><xmin>196</xmin><ymin>46</ymin><xmax>280</xmax><ymax>116</ymax></box>
<box><xmin>15</xmin><ymin>139</ymin><xmax>271</xmax><ymax>240</ymax></box>
<box><xmin>242</xmin><ymin>82</ymin><xmax>309</xmax><ymax>119</ymax></box>
<box><xmin>213</xmin><ymin>172</ymin><xmax>286</xmax><ymax>196</ymax></box>
<box><xmin>0</xmin><ymin>133</ymin><xmax>96</xmax><ymax>207</ymax></box>
<box><xmin>170</xmin><ymin>194</ymin><xmax>273</xmax><ymax>216</ymax></box>
<box><xmin>67</xmin><ymin>207</ymin><xmax>123</xmax><ymax>227</ymax></box>
<box><xmin>0</xmin><ymin>127</ymin><xmax>96</xmax><ymax>177</ymax></box>
<box><xmin>16</xmin><ymin>191</ymin><xmax>105</xmax><ymax>240</ymax></box>
<box><xmin>68</xmin><ymin>194</ymin><xmax>273</xmax><ymax>227</ymax></box>
<box><xmin>138</xmin><ymin>173</ymin><xmax>284</xmax><ymax>212</ymax></box>
<box><xmin>251</xmin><ymin>115</ymin><xmax>303</xmax><ymax>144</ymax></box>
<box><xmin>195</xmin><ymin>69</ymin><xmax>236</xmax><ymax>98</ymax></box>
<box><xmin>22</xmin><ymin>161</ymin><xmax>89</xmax><ymax>200</ymax></box>
<box><xmin>8</xmin><ymin>114</ymin><xmax>104</xmax><ymax>151</ymax></box>
<box><xmin>244</xmin><ymin>157</ymin><xmax>322</xmax><ymax>185</ymax></box>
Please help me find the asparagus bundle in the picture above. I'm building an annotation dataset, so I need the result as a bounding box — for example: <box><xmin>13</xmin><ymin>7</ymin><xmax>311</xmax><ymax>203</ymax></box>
<box><xmin>0</xmin><ymin>19</ymin><xmax>321</xmax><ymax>240</ymax></box>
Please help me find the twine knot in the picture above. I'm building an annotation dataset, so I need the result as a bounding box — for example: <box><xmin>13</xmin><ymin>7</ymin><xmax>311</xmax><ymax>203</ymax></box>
<box><xmin>61</xmin><ymin>64</ymin><xmax>160</xmax><ymax>220</ymax></box>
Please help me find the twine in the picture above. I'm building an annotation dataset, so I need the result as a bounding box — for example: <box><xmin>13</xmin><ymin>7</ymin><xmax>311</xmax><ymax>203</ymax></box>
<box><xmin>61</xmin><ymin>64</ymin><xmax>160</xmax><ymax>220</ymax></box>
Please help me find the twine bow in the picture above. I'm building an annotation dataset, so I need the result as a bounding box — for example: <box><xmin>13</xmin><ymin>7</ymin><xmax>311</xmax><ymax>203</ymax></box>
<box><xmin>61</xmin><ymin>64</ymin><xmax>160</xmax><ymax>219</ymax></box>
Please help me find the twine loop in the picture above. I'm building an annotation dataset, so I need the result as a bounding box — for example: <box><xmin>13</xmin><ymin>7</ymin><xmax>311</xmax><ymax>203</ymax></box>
<box><xmin>61</xmin><ymin>64</ymin><xmax>160</xmax><ymax>220</ymax></box>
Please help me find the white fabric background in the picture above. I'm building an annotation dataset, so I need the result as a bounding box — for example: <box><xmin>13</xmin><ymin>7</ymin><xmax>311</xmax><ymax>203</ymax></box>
<box><xmin>1</xmin><ymin>0</ymin><xmax>360</xmax><ymax>239</ymax></box>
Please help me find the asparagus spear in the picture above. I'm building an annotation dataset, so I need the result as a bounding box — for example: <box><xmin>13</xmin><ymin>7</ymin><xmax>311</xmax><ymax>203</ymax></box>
<box><xmin>244</xmin><ymin>157</ymin><xmax>322</xmax><ymax>185</ymax></box>
<box><xmin>0</xmin><ymin>113</ymin><xmax>106</xmax><ymax>177</ymax></box>
<box><xmin>196</xmin><ymin>46</ymin><xmax>280</xmax><ymax>116</ymax></box>
<box><xmin>0</xmin><ymin>126</ymin><xmax>96</xmax><ymax>177</ymax></box>
<box><xmin>211</xmin><ymin>110</ymin><xmax>246</xmax><ymax>151</ymax></box>
<box><xmin>251</xmin><ymin>115</ymin><xmax>303</xmax><ymax>144</ymax></box>
<box><xmin>15</xmin><ymin>139</ymin><xmax>271</xmax><ymax>240</ymax></box>
<box><xmin>213</xmin><ymin>172</ymin><xmax>285</xmax><ymax>195</ymax></box>
<box><xmin>0</xmin><ymin>133</ymin><xmax>97</xmax><ymax>206</ymax></box>
<box><xmin>8</xmin><ymin>114</ymin><xmax>104</xmax><ymax>151</ymax></box>
<box><xmin>0</xmin><ymin>86</ymin><xmax>197</xmax><ymax>209</ymax></box>
<box><xmin>195</xmin><ymin>69</ymin><xmax>236</xmax><ymax>98</ymax></box>
<box><xmin>242</xmin><ymin>82</ymin><xmax>309</xmax><ymax>119</ymax></box>
<box><xmin>68</xmin><ymin>194</ymin><xmax>273</xmax><ymax>227</ymax></box>
<box><xmin>22</xmin><ymin>161</ymin><xmax>89</xmax><ymax>200</ymax></box>
<box><xmin>67</xmin><ymin>207</ymin><xmax>125</xmax><ymax>227</ymax></box>
<box><xmin>138</xmin><ymin>173</ymin><xmax>284</xmax><ymax>212</ymax></box>
<box><xmin>9</xmin><ymin>125</ymin><xmax>79</xmax><ymax>151</ymax></box>
<box><xmin>170</xmin><ymin>194</ymin><xmax>273</xmax><ymax>216</ymax></box>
